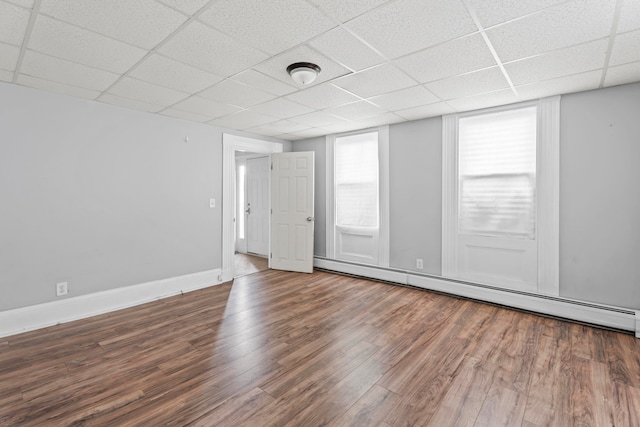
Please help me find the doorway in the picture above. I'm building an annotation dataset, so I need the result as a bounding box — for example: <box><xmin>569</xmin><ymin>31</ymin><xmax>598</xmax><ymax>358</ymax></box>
<box><xmin>235</xmin><ymin>153</ymin><xmax>270</xmax><ymax>257</ymax></box>
<box><xmin>222</xmin><ymin>134</ymin><xmax>283</xmax><ymax>282</ymax></box>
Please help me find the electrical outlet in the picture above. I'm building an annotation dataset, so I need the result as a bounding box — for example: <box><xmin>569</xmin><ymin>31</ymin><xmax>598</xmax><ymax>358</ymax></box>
<box><xmin>416</xmin><ymin>259</ymin><xmax>424</xmax><ymax>269</ymax></box>
<box><xmin>56</xmin><ymin>282</ymin><xmax>68</xmax><ymax>297</ymax></box>
<box><xmin>210</xmin><ymin>198</ymin><xmax>216</xmax><ymax>208</ymax></box>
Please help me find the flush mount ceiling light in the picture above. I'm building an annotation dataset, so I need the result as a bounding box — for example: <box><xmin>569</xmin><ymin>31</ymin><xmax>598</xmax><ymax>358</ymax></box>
<box><xmin>286</xmin><ymin>62</ymin><xmax>321</xmax><ymax>85</ymax></box>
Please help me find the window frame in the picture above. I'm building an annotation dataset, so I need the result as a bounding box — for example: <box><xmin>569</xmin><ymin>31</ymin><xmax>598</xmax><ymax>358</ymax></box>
<box><xmin>442</xmin><ymin>97</ymin><xmax>560</xmax><ymax>296</ymax></box>
<box><xmin>326</xmin><ymin>126</ymin><xmax>390</xmax><ymax>267</ymax></box>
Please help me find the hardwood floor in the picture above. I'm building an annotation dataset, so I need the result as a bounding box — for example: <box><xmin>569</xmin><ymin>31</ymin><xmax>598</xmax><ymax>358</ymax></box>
<box><xmin>1</xmin><ymin>269</ymin><xmax>639</xmax><ymax>426</ymax></box>
<box><xmin>234</xmin><ymin>253</ymin><xmax>269</xmax><ymax>277</ymax></box>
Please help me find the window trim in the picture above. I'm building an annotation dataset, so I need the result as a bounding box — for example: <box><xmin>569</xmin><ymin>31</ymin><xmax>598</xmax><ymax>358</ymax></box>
<box><xmin>326</xmin><ymin>126</ymin><xmax>390</xmax><ymax>267</ymax></box>
<box><xmin>442</xmin><ymin>97</ymin><xmax>560</xmax><ymax>296</ymax></box>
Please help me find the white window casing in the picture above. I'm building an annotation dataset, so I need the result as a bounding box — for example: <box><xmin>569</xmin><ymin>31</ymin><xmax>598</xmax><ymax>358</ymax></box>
<box><xmin>442</xmin><ymin>97</ymin><xmax>560</xmax><ymax>296</ymax></box>
<box><xmin>326</xmin><ymin>126</ymin><xmax>389</xmax><ymax>267</ymax></box>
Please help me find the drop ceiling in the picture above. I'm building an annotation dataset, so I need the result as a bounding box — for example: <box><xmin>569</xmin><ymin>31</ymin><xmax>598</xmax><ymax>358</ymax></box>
<box><xmin>1</xmin><ymin>0</ymin><xmax>639</xmax><ymax>140</ymax></box>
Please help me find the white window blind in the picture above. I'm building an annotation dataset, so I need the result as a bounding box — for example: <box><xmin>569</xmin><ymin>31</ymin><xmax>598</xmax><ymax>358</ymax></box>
<box><xmin>458</xmin><ymin>107</ymin><xmax>537</xmax><ymax>238</ymax></box>
<box><xmin>335</xmin><ymin>132</ymin><xmax>379</xmax><ymax>228</ymax></box>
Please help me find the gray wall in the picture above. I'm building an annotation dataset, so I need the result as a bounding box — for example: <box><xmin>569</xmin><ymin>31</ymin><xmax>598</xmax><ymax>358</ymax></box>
<box><xmin>389</xmin><ymin>118</ymin><xmax>442</xmax><ymax>275</ymax></box>
<box><xmin>0</xmin><ymin>82</ymin><xmax>285</xmax><ymax>311</ymax></box>
<box><xmin>293</xmin><ymin>82</ymin><xmax>640</xmax><ymax>310</ymax></box>
<box><xmin>559</xmin><ymin>83</ymin><xmax>640</xmax><ymax>308</ymax></box>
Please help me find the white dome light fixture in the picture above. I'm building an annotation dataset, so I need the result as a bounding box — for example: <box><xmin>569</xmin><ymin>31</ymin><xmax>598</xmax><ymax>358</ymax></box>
<box><xmin>286</xmin><ymin>62</ymin><xmax>321</xmax><ymax>85</ymax></box>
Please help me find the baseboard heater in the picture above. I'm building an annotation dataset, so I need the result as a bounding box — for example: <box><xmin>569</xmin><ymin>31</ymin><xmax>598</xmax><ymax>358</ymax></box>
<box><xmin>313</xmin><ymin>257</ymin><xmax>640</xmax><ymax>338</ymax></box>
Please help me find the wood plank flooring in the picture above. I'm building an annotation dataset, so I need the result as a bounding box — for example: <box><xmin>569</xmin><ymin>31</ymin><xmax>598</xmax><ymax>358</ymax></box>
<box><xmin>1</xmin><ymin>269</ymin><xmax>639</xmax><ymax>426</ymax></box>
<box><xmin>234</xmin><ymin>253</ymin><xmax>269</xmax><ymax>277</ymax></box>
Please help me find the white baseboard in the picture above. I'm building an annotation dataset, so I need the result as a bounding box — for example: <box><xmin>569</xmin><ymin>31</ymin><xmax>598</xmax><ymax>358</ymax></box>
<box><xmin>314</xmin><ymin>258</ymin><xmax>638</xmax><ymax>335</ymax></box>
<box><xmin>0</xmin><ymin>268</ymin><xmax>223</xmax><ymax>338</ymax></box>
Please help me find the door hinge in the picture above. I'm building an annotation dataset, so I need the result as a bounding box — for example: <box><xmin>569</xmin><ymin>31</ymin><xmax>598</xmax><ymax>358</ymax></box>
<box><xmin>270</xmin><ymin>252</ymin><xmax>272</xmax><ymax>258</ymax></box>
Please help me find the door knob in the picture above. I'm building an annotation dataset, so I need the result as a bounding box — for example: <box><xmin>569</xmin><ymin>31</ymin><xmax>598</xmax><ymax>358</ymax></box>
<box><xmin>246</xmin><ymin>207</ymin><xmax>251</xmax><ymax>214</ymax></box>
<box><xmin>307</xmin><ymin>217</ymin><xmax>314</xmax><ymax>222</ymax></box>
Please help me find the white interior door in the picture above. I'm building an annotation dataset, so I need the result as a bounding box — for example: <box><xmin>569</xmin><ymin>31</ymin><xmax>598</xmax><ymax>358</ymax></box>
<box><xmin>246</xmin><ymin>156</ymin><xmax>269</xmax><ymax>256</ymax></box>
<box><xmin>270</xmin><ymin>152</ymin><xmax>315</xmax><ymax>273</ymax></box>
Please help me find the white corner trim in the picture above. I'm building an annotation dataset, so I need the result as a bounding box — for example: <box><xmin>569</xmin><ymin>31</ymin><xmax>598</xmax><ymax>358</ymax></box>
<box><xmin>314</xmin><ymin>257</ymin><xmax>637</xmax><ymax>334</ymax></box>
<box><xmin>536</xmin><ymin>95</ymin><xmax>561</xmax><ymax>296</ymax></box>
<box><xmin>0</xmin><ymin>268</ymin><xmax>223</xmax><ymax>338</ymax></box>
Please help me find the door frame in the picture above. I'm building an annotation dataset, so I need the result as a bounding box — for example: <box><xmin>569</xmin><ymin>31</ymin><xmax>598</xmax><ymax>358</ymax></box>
<box><xmin>222</xmin><ymin>133</ymin><xmax>283</xmax><ymax>282</ymax></box>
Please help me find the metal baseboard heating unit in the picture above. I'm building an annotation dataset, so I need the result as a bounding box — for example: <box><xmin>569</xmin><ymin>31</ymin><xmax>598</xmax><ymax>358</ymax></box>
<box><xmin>314</xmin><ymin>257</ymin><xmax>640</xmax><ymax>338</ymax></box>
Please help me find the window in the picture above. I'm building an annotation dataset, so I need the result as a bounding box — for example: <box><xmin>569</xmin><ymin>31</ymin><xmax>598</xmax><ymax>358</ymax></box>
<box><xmin>442</xmin><ymin>97</ymin><xmax>559</xmax><ymax>295</ymax></box>
<box><xmin>458</xmin><ymin>107</ymin><xmax>537</xmax><ymax>239</ymax></box>
<box><xmin>335</xmin><ymin>132</ymin><xmax>379</xmax><ymax>229</ymax></box>
<box><xmin>327</xmin><ymin>127</ymin><xmax>389</xmax><ymax>266</ymax></box>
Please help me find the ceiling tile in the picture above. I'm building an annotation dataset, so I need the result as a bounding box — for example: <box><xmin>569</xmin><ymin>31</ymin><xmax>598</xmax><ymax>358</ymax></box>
<box><xmin>172</xmin><ymin>96</ymin><xmax>241</xmax><ymax>118</ymax></box>
<box><xmin>130</xmin><ymin>54</ymin><xmax>224</xmax><ymax>93</ymax></box>
<box><xmin>504</xmin><ymin>39</ymin><xmax>608</xmax><ymax>85</ymax></box>
<box><xmin>284</xmin><ymin>128</ymin><xmax>326</xmax><ymax>140</ymax></box>
<box><xmin>515</xmin><ymin>70</ymin><xmax>601</xmax><ymax>100</ymax></box>
<box><xmin>249</xmin><ymin>98</ymin><xmax>314</xmax><ymax>119</ymax></box>
<box><xmin>368</xmin><ymin>85</ymin><xmax>440</xmax><ymax>111</ymax></box>
<box><xmin>199</xmin><ymin>0</ymin><xmax>336</xmax><ymax>54</ymax></box>
<box><xmin>99</xmin><ymin>93</ymin><xmax>164</xmax><ymax>113</ymax></box>
<box><xmin>466</xmin><ymin>0</ymin><xmax>563</xmax><ymax>28</ymax></box>
<box><xmin>395</xmin><ymin>102</ymin><xmax>455</xmax><ymax>120</ymax></box>
<box><xmin>604</xmin><ymin>61</ymin><xmax>640</xmax><ymax>87</ymax></box>
<box><xmin>40</xmin><ymin>0</ymin><xmax>187</xmax><ymax>49</ymax></box>
<box><xmin>251</xmin><ymin>120</ymin><xmax>310</xmax><ymax>134</ymax></box>
<box><xmin>209</xmin><ymin>110</ymin><xmax>278</xmax><ymax>130</ymax></box>
<box><xmin>246</xmin><ymin>127</ymin><xmax>285</xmax><ymax>138</ymax></box>
<box><xmin>0</xmin><ymin>42</ymin><xmax>20</xmax><ymax>71</ymax></box>
<box><xmin>394</xmin><ymin>33</ymin><xmax>496</xmax><ymax>84</ymax></box>
<box><xmin>29</xmin><ymin>15</ymin><xmax>147</xmax><ymax>73</ymax></box>
<box><xmin>309</xmin><ymin>27</ymin><xmax>385</xmax><ymax>71</ymax></box>
<box><xmin>17</xmin><ymin>74</ymin><xmax>100</xmax><ymax>100</ymax></box>
<box><xmin>609</xmin><ymin>30</ymin><xmax>640</xmax><ymax>66</ymax></box>
<box><xmin>231</xmin><ymin>70</ymin><xmax>298</xmax><ymax>96</ymax></box>
<box><xmin>284</xmin><ymin>83</ymin><xmax>360</xmax><ymax>110</ymax></box>
<box><xmin>199</xmin><ymin>79</ymin><xmax>276</xmax><ymax>108</ymax></box>
<box><xmin>346</xmin><ymin>0</ymin><xmax>476</xmax><ymax>59</ymax></box>
<box><xmin>618</xmin><ymin>0</ymin><xmax>640</xmax><ymax>33</ymax></box>
<box><xmin>5</xmin><ymin>0</ymin><xmax>34</xmax><ymax>7</ymax></box>
<box><xmin>425</xmin><ymin>67</ymin><xmax>510</xmax><ymax>100</ymax></box>
<box><xmin>324</xmin><ymin>100</ymin><xmax>386</xmax><ymax>120</ymax></box>
<box><xmin>0</xmin><ymin>69</ymin><xmax>14</xmax><ymax>82</ymax></box>
<box><xmin>254</xmin><ymin>44</ymin><xmax>352</xmax><ymax>88</ymax></box>
<box><xmin>307</xmin><ymin>0</ymin><xmax>391</xmax><ymax>23</ymax></box>
<box><xmin>106</xmin><ymin>77</ymin><xmax>189</xmax><ymax>106</ymax></box>
<box><xmin>352</xmin><ymin>112</ymin><xmax>405</xmax><ymax>129</ymax></box>
<box><xmin>447</xmin><ymin>88</ymin><xmax>518</xmax><ymax>112</ymax></box>
<box><xmin>289</xmin><ymin>110</ymin><xmax>349</xmax><ymax>127</ymax></box>
<box><xmin>332</xmin><ymin>63</ymin><xmax>416</xmax><ymax>98</ymax></box>
<box><xmin>161</xmin><ymin>108</ymin><xmax>213</xmax><ymax>123</ymax></box>
<box><xmin>159</xmin><ymin>21</ymin><xmax>268</xmax><ymax>77</ymax></box>
<box><xmin>20</xmin><ymin>51</ymin><xmax>119</xmax><ymax>91</ymax></box>
<box><xmin>156</xmin><ymin>0</ymin><xmax>211</xmax><ymax>15</ymax></box>
<box><xmin>0</xmin><ymin>1</ymin><xmax>30</xmax><ymax>46</ymax></box>
<box><xmin>317</xmin><ymin>121</ymin><xmax>361</xmax><ymax>134</ymax></box>
<box><xmin>486</xmin><ymin>0</ymin><xmax>616</xmax><ymax>62</ymax></box>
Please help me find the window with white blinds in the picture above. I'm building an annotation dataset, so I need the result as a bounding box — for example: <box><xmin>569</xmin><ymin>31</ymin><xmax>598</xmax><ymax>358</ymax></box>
<box><xmin>458</xmin><ymin>107</ymin><xmax>537</xmax><ymax>239</ymax></box>
<box><xmin>335</xmin><ymin>131</ymin><xmax>379</xmax><ymax>228</ymax></box>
